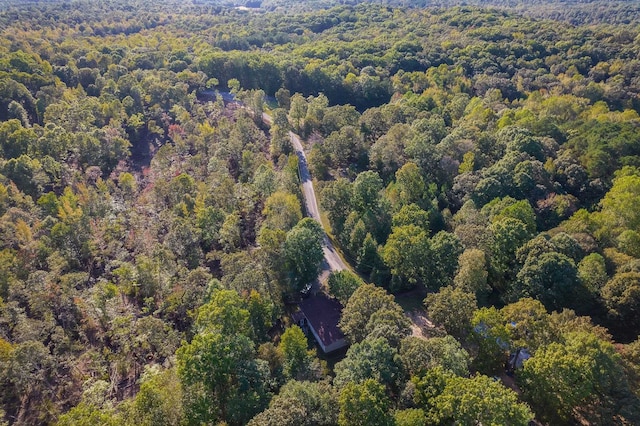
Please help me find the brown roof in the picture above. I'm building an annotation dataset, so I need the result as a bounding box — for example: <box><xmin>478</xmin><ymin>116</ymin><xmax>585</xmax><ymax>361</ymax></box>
<box><xmin>299</xmin><ymin>294</ymin><xmax>345</xmax><ymax>348</ymax></box>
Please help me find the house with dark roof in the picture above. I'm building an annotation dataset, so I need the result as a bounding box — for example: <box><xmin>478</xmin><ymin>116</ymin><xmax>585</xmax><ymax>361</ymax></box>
<box><xmin>292</xmin><ymin>293</ymin><xmax>348</xmax><ymax>353</ymax></box>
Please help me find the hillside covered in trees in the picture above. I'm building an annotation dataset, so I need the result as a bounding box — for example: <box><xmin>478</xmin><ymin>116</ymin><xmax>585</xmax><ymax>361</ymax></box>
<box><xmin>1</xmin><ymin>0</ymin><xmax>640</xmax><ymax>424</ymax></box>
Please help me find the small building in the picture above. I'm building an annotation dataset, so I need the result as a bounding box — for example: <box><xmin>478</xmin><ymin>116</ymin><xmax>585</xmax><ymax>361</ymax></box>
<box><xmin>292</xmin><ymin>293</ymin><xmax>348</xmax><ymax>353</ymax></box>
<box><xmin>507</xmin><ymin>348</ymin><xmax>532</xmax><ymax>373</ymax></box>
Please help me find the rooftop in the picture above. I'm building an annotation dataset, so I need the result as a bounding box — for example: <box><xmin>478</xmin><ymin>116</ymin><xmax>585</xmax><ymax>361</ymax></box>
<box><xmin>299</xmin><ymin>293</ymin><xmax>345</xmax><ymax>348</ymax></box>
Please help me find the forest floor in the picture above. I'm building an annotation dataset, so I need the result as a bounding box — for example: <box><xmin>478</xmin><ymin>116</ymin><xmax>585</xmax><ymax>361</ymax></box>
<box><xmin>406</xmin><ymin>310</ymin><xmax>436</xmax><ymax>340</ymax></box>
<box><xmin>396</xmin><ymin>285</ymin><xmax>437</xmax><ymax>340</ymax></box>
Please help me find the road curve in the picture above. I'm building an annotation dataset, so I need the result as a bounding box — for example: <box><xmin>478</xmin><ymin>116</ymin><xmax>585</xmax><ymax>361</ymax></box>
<box><xmin>262</xmin><ymin>112</ymin><xmax>349</xmax><ymax>277</ymax></box>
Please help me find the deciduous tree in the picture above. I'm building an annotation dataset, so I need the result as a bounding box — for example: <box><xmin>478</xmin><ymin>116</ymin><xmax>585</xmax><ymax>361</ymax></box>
<box><xmin>328</xmin><ymin>270</ymin><xmax>364</xmax><ymax>305</ymax></box>
<box><xmin>280</xmin><ymin>326</ymin><xmax>310</xmax><ymax>380</ymax></box>
<box><xmin>338</xmin><ymin>379</ymin><xmax>394</xmax><ymax>426</ymax></box>
<box><xmin>382</xmin><ymin>225</ymin><xmax>431</xmax><ymax>290</ymax></box>
<box><xmin>519</xmin><ymin>332</ymin><xmax>626</xmax><ymax>424</ymax></box>
<box><xmin>425</xmin><ymin>286</ymin><xmax>477</xmax><ymax>338</ymax></box>
<box><xmin>284</xmin><ymin>220</ymin><xmax>324</xmax><ymax>290</ymax></box>
<box><xmin>333</xmin><ymin>337</ymin><xmax>400</xmax><ymax>390</ymax></box>
<box><xmin>399</xmin><ymin>335</ymin><xmax>470</xmax><ymax>377</ymax></box>
<box><xmin>339</xmin><ymin>283</ymin><xmax>405</xmax><ymax>343</ymax></box>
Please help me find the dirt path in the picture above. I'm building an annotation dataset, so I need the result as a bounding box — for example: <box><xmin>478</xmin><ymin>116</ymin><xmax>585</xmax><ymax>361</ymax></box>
<box><xmin>406</xmin><ymin>310</ymin><xmax>438</xmax><ymax>339</ymax></box>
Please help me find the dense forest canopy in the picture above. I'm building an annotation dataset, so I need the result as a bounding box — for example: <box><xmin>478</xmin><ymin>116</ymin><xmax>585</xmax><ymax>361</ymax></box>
<box><xmin>1</xmin><ymin>0</ymin><xmax>640</xmax><ymax>425</ymax></box>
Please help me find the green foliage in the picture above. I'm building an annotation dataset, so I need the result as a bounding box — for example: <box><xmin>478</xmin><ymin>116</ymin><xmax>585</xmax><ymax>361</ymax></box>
<box><xmin>325</xmin><ymin>126</ymin><xmax>362</xmax><ymax>171</ymax></box>
<box><xmin>127</xmin><ymin>367</ymin><xmax>183</xmax><ymax>426</ymax></box>
<box><xmin>427</xmin><ymin>231</ymin><xmax>463</xmax><ymax>289</ymax></box>
<box><xmin>219</xmin><ymin>212</ymin><xmax>242</xmax><ymax>252</ymax></box>
<box><xmin>512</xmin><ymin>251</ymin><xmax>581</xmax><ymax>311</ymax></box>
<box><xmin>393</xmin><ymin>408</ymin><xmax>427</xmax><ymax>426</ymax></box>
<box><xmin>2</xmin><ymin>154</ymin><xmax>48</xmax><ymax>198</ymax></box>
<box><xmin>621</xmin><ymin>338</ymin><xmax>640</xmax><ymax>396</ymax></box>
<box><xmin>364</xmin><ymin>306</ymin><xmax>411</xmax><ymax>348</ymax></box>
<box><xmin>56</xmin><ymin>403</ymin><xmax>119</xmax><ymax>426</ymax></box>
<box><xmin>412</xmin><ymin>365</ymin><xmax>533</xmax><ymax>424</ymax></box>
<box><xmin>601</xmin><ymin>272</ymin><xmax>640</xmax><ymax>329</ymax></box>
<box><xmin>500</xmin><ymin>126</ymin><xmax>545</xmax><ymax>162</ymax></box>
<box><xmin>195</xmin><ymin>289</ymin><xmax>250</xmax><ymax>335</ymax></box>
<box><xmin>454</xmin><ymin>248</ymin><xmax>490</xmax><ymax>296</ymax></box>
<box><xmin>280</xmin><ymin>326</ymin><xmax>310</xmax><ymax>380</ymax></box>
<box><xmin>2</xmin><ymin>1</ymin><xmax>640</xmax><ymax>423</ymax></box>
<box><xmin>483</xmin><ymin>197</ymin><xmax>537</xmax><ymax>235</ymax></box>
<box><xmin>289</xmin><ymin>93</ymin><xmax>307</xmax><ymax>133</ymax></box>
<box><xmin>177</xmin><ymin>331</ymin><xmax>267</xmax><ymax>425</ymax></box>
<box><xmin>328</xmin><ymin>270</ymin><xmax>364</xmax><ymax>305</ymax></box>
<box><xmin>617</xmin><ymin>230</ymin><xmax>640</xmax><ymax>258</ymax></box>
<box><xmin>382</xmin><ymin>225</ymin><xmax>431</xmax><ymax>291</ymax></box>
<box><xmin>470</xmin><ymin>307</ymin><xmax>511</xmax><ymax>374</ymax></box>
<box><xmin>519</xmin><ymin>332</ymin><xmax>627</xmax><ymax>424</ymax></box>
<box><xmin>391</xmin><ymin>203</ymin><xmax>430</xmax><ymax>232</ymax></box>
<box><xmin>338</xmin><ymin>379</ymin><xmax>394</xmax><ymax>426</ymax></box>
<box><xmin>263</xmin><ymin>191</ymin><xmax>302</xmax><ymax>232</ymax></box>
<box><xmin>352</xmin><ymin>171</ymin><xmax>383</xmax><ymax>212</ymax></box>
<box><xmin>247</xmin><ymin>290</ymin><xmax>275</xmax><ymax>343</ymax></box>
<box><xmin>334</xmin><ymin>337</ymin><xmax>400</xmax><ymax>390</ymax></box>
<box><xmin>248</xmin><ymin>380</ymin><xmax>338</xmax><ymax>426</ymax></box>
<box><xmin>356</xmin><ymin>233</ymin><xmax>384</xmax><ymax>277</ymax></box>
<box><xmin>395</xmin><ymin>162</ymin><xmax>427</xmax><ymax>206</ymax></box>
<box><xmin>489</xmin><ymin>217</ymin><xmax>534</xmax><ymax>289</ymax></box>
<box><xmin>339</xmin><ymin>283</ymin><xmax>405</xmax><ymax>343</ymax></box>
<box><xmin>593</xmin><ymin>171</ymin><xmax>640</xmax><ymax>242</ymax></box>
<box><xmin>320</xmin><ymin>178</ymin><xmax>353</xmax><ymax>236</ymax></box>
<box><xmin>425</xmin><ymin>286</ymin><xmax>477</xmax><ymax>338</ymax></box>
<box><xmin>411</xmin><ymin>366</ymin><xmax>453</xmax><ymax>417</ymax></box>
<box><xmin>399</xmin><ymin>335</ymin><xmax>470</xmax><ymax>377</ymax></box>
<box><xmin>1</xmin><ymin>340</ymin><xmax>55</xmax><ymax>424</ymax></box>
<box><xmin>370</xmin><ymin>123</ymin><xmax>413</xmax><ymax>181</ymax></box>
<box><xmin>501</xmin><ymin>298</ymin><xmax>553</xmax><ymax>351</ymax></box>
<box><xmin>284</xmin><ymin>220</ymin><xmax>324</xmax><ymax>290</ymax></box>
<box><xmin>432</xmin><ymin>374</ymin><xmax>533</xmax><ymax>425</ymax></box>
<box><xmin>308</xmin><ymin>144</ymin><xmax>330</xmax><ymax>180</ymax></box>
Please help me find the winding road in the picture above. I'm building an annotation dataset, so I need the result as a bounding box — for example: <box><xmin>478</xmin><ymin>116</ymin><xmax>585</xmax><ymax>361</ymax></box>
<box><xmin>262</xmin><ymin>113</ymin><xmax>349</xmax><ymax>282</ymax></box>
<box><xmin>199</xmin><ymin>94</ymin><xmax>349</xmax><ymax>289</ymax></box>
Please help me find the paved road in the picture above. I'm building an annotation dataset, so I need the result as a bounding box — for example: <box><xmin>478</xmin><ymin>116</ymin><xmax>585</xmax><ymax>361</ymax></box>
<box><xmin>289</xmin><ymin>130</ymin><xmax>348</xmax><ymax>276</ymax></box>
<box><xmin>262</xmin><ymin>113</ymin><xmax>349</xmax><ymax>279</ymax></box>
